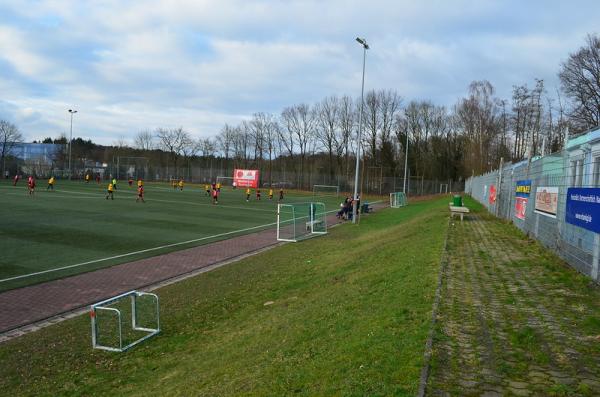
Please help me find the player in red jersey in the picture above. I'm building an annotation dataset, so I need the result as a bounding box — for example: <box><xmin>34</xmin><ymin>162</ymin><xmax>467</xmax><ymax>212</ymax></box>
<box><xmin>212</xmin><ymin>187</ymin><xmax>219</xmax><ymax>204</ymax></box>
<box><xmin>136</xmin><ymin>185</ymin><xmax>145</xmax><ymax>203</ymax></box>
<box><xmin>256</xmin><ymin>188</ymin><xmax>261</xmax><ymax>200</ymax></box>
<box><xmin>27</xmin><ymin>176</ymin><xmax>36</xmax><ymax>196</ymax></box>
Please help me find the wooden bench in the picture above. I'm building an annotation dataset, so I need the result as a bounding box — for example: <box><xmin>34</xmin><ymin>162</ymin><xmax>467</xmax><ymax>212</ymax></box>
<box><xmin>449</xmin><ymin>205</ymin><xmax>470</xmax><ymax>221</ymax></box>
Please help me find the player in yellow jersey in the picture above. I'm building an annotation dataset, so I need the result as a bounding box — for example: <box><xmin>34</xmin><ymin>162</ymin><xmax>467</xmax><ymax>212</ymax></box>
<box><xmin>85</xmin><ymin>174</ymin><xmax>90</xmax><ymax>183</ymax></box>
<box><xmin>204</xmin><ymin>184</ymin><xmax>210</xmax><ymax>196</ymax></box>
<box><xmin>269</xmin><ymin>188</ymin><xmax>273</xmax><ymax>200</ymax></box>
<box><xmin>105</xmin><ymin>182</ymin><xmax>114</xmax><ymax>200</ymax></box>
<box><xmin>47</xmin><ymin>176</ymin><xmax>55</xmax><ymax>191</ymax></box>
<box><xmin>137</xmin><ymin>178</ymin><xmax>143</xmax><ymax>188</ymax></box>
<box><xmin>216</xmin><ymin>182</ymin><xmax>221</xmax><ymax>192</ymax></box>
<box><xmin>178</xmin><ymin>179</ymin><xmax>184</xmax><ymax>191</ymax></box>
<box><xmin>245</xmin><ymin>188</ymin><xmax>251</xmax><ymax>202</ymax></box>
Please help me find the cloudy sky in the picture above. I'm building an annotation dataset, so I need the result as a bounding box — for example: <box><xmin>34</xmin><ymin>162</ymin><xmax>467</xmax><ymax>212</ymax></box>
<box><xmin>0</xmin><ymin>0</ymin><xmax>598</xmax><ymax>145</ymax></box>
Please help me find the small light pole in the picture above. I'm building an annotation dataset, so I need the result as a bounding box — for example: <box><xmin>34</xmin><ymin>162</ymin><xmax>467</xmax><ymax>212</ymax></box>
<box><xmin>352</xmin><ymin>37</ymin><xmax>369</xmax><ymax>224</ymax></box>
<box><xmin>403</xmin><ymin>129</ymin><xmax>409</xmax><ymax>194</ymax></box>
<box><xmin>68</xmin><ymin>109</ymin><xmax>77</xmax><ymax>179</ymax></box>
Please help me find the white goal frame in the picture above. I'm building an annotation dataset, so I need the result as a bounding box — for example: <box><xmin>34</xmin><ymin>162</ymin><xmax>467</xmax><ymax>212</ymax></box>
<box><xmin>312</xmin><ymin>184</ymin><xmax>339</xmax><ymax>197</ymax></box>
<box><xmin>91</xmin><ymin>290</ymin><xmax>160</xmax><ymax>352</ymax></box>
<box><xmin>277</xmin><ymin>202</ymin><xmax>327</xmax><ymax>242</ymax></box>
<box><xmin>390</xmin><ymin>192</ymin><xmax>408</xmax><ymax>208</ymax></box>
<box><xmin>216</xmin><ymin>176</ymin><xmax>234</xmax><ymax>186</ymax></box>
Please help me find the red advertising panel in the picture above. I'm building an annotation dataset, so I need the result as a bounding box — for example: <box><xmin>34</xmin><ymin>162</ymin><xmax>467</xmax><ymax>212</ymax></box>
<box><xmin>515</xmin><ymin>197</ymin><xmax>528</xmax><ymax>220</ymax></box>
<box><xmin>233</xmin><ymin>169</ymin><xmax>260</xmax><ymax>188</ymax></box>
<box><xmin>489</xmin><ymin>184</ymin><xmax>496</xmax><ymax>204</ymax></box>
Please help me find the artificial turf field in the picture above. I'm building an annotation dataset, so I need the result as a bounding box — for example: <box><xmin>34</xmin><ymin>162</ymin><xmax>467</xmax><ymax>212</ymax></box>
<box><xmin>0</xmin><ymin>179</ymin><xmax>344</xmax><ymax>292</ymax></box>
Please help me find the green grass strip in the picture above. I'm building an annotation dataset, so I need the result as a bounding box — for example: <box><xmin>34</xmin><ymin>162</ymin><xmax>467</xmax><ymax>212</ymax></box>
<box><xmin>0</xmin><ymin>196</ymin><xmax>450</xmax><ymax>396</ymax></box>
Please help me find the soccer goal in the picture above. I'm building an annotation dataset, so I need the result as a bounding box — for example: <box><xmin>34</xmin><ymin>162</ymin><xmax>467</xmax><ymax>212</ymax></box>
<box><xmin>216</xmin><ymin>176</ymin><xmax>234</xmax><ymax>186</ymax></box>
<box><xmin>313</xmin><ymin>185</ymin><xmax>339</xmax><ymax>197</ymax></box>
<box><xmin>91</xmin><ymin>290</ymin><xmax>160</xmax><ymax>352</ymax></box>
<box><xmin>390</xmin><ymin>192</ymin><xmax>408</xmax><ymax>208</ymax></box>
<box><xmin>277</xmin><ymin>202</ymin><xmax>327</xmax><ymax>242</ymax></box>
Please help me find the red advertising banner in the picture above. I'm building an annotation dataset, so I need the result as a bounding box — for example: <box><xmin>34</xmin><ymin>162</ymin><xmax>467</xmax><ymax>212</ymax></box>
<box><xmin>515</xmin><ymin>197</ymin><xmax>528</xmax><ymax>220</ymax></box>
<box><xmin>233</xmin><ymin>169</ymin><xmax>260</xmax><ymax>188</ymax></box>
<box><xmin>489</xmin><ymin>184</ymin><xmax>496</xmax><ymax>204</ymax></box>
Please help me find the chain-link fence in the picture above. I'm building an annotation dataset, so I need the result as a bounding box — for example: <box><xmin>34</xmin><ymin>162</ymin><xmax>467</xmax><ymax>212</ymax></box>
<box><xmin>466</xmin><ymin>149</ymin><xmax>599</xmax><ymax>281</ymax></box>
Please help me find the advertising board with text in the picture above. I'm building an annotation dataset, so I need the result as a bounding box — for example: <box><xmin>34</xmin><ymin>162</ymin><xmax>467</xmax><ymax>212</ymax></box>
<box><xmin>565</xmin><ymin>188</ymin><xmax>600</xmax><ymax>233</ymax></box>
<box><xmin>514</xmin><ymin>180</ymin><xmax>531</xmax><ymax>220</ymax></box>
<box><xmin>534</xmin><ymin>186</ymin><xmax>558</xmax><ymax>218</ymax></box>
<box><xmin>233</xmin><ymin>169</ymin><xmax>260</xmax><ymax>188</ymax></box>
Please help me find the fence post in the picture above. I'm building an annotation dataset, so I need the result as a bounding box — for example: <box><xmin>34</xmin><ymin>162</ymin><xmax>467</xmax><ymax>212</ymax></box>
<box><xmin>593</xmin><ymin>234</ymin><xmax>600</xmax><ymax>281</ymax></box>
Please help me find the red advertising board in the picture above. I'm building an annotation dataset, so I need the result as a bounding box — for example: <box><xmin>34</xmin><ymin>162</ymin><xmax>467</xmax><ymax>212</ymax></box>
<box><xmin>233</xmin><ymin>169</ymin><xmax>260</xmax><ymax>188</ymax></box>
<box><xmin>515</xmin><ymin>197</ymin><xmax>528</xmax><ymax>220</ymax></box>
<box><xmin>489</xmin><ymin>184</ymin><xmax>496</xmax><ymax>204</ymax></box>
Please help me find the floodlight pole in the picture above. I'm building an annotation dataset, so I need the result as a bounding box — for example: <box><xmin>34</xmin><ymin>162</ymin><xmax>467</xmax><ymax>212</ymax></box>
<box><xmin>68</xmin><ymin>109</ymin><xmax>77</xmax><ymax>179</ymax></box>
<box><xmin>353</xmin><ymin>37</ymin><xmax>368</xmax><ymax>224</ymax></box>
<box><xmin>403</xmin><ymin>128</ymin><xmax>409</xmax><ymax>193</ymax></box>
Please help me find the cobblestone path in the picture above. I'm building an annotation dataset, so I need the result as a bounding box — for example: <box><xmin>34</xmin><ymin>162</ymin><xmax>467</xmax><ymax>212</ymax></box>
<box><xmin>426</xmin><ymin>213</ymin><xmax>600</xmax><ymax>396</ymax></box>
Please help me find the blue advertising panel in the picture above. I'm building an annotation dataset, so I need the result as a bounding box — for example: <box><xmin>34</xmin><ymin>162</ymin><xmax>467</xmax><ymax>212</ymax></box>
<box><xmin>565</xmin><ymin>188</ymin><xmax>600</xmax><ymax>233</ymax></box>
<box><xmin>515</xmin><ymin>180</ymin><xmax>532</xmax><ymax>198</ymax></box>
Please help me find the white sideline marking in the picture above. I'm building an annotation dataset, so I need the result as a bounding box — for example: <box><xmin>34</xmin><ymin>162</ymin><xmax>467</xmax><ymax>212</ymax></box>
<box><xmin>0</xmin><ymin>222</ymin><xmax>278</xmax><ymax>283</ymax></box>
<box><xmin>0</xmin><ymin>194</ymin><xmax>382</xmax><ymax>283</ymax></box>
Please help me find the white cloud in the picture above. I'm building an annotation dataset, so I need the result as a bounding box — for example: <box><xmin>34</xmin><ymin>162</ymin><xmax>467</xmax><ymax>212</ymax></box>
<box><xmin>0</xmin><ymin>0</ymin><xmax>599</xmax><ymax>143</ymax></box>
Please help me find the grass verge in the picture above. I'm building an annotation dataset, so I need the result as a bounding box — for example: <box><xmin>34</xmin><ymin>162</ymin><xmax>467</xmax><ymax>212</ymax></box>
<box><xmin>0</xmin><ymin>196</ymin><xmax>450</xmax><ymax>396</ymax></box>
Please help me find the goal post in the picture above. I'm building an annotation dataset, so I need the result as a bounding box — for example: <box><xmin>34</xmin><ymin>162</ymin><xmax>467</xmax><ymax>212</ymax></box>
<box><xmin>313</xmin><ymin>185</ymin><xmax>339</xmax><ymax>197</ymax></box>
<box><xmin>277</xmin><ymin>202</ymin><xmax>327</xmax><ymax>242</ymax></box>
<box><xmin>390</xmin><ymin>192</ymin><xmax>408</xmax><ymax>208</ymax></box>
<box><xmin>216</xmin><ymin>176</ymin><xmax>235</xmax><ymax>186</ymax></box>
<box><xmin>91</xmin><ymin>290</ymin><xmax>160</xmax><ymax>352</ymax></box>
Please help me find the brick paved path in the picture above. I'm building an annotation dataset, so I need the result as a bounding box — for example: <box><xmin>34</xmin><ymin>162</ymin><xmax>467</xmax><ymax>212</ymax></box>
<box><xmin>426</xmin><ymin>214</ymin><xmax>600</xmax><ymax>396</ymax></box>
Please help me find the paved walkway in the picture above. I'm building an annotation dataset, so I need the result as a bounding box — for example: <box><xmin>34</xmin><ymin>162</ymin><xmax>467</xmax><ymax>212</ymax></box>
<box><xmin>426</xmin><ymin>214</ymin><xmax>600</xmax><ymax>396</ymax></box>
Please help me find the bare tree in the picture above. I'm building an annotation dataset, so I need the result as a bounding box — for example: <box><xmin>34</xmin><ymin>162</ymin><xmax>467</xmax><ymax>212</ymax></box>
<box><xmin>316</xmin><ymin>96</ymin><xmax>340</xmax><ymax>180</ymax></box>
<box><xmin>156</xmin><ymin>127</ymin><xmax>192</xmax><ymax>177</ymax></box>
<box><xmin>338</xmin><ymin>95</ymin><xmax>355</xmax><ymax>180</ymax></box>
<box><xmin>216</xmin><ymin>124</ymin><xmax>235</xmax><ymax>174</ymax></box>
<box><xmin>379</xmin><ymin>90</ymin><xmax>402</xmax><ymax>173</ymax></box>
<box><xmin>281</xmin><ymin>104</ymin><xmax>316</xmax><ymax>188</ymax></box>
<box><xmin>0</xmin><ymin>120</ymin><xmax>23</xmax><ymax>176</ymax></box>
<box><xmin>134</xmin><ymin>130</ymin><xmax>154</xmax><ymax>151</ymax></box>
<box><xmin>363</xmin><ymin>90</ymin><xmax>380</xmax><ymax>164</ymax></box>
<box><xmin>559</xmin><ymin>34</ymin><xmax>600</xmax><ymax>132</ymax></box>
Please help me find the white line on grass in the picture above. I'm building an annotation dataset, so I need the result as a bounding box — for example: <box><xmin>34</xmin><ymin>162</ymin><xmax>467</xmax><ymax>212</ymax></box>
<box><xmin>0</xmin><ymin>198</ymin><xmax>382</xmax><ymax>283</ymax></box>
<box><xmin>0</xmin><ymin>221</ymin><xmax>278</xmax><ymax>283</ymax></box>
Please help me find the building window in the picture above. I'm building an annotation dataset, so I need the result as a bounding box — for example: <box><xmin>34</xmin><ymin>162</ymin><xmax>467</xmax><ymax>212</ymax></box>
<box><xmin>594</xmin><ymin>156</ymin><xmax>600</xmax><ymax>187</ymax></box>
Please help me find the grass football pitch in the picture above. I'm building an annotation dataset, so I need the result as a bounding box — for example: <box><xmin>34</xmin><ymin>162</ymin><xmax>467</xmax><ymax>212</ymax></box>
<box><xmin>0</xmin><ymin>179</ymin><xmax>345</xmax><ymax>291</ymax></box>
<box><xmin>0</xmin><ymin>196</ymin><xmax>449</xmax><ymax>396</ymax></box>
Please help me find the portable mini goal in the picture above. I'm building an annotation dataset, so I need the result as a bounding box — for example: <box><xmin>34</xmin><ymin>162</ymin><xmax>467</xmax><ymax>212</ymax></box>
<box><xmin>390</xmin><ymin>192</ymin><xmax>408</xmax><ymax>208</ymax></box>
<box><xmin>91</xmin><ymin>290</ymin><xmax>160</xmax><ymax>352</ymax></box>
<box><xmin>277</xmin><ymin>202</ymin><xmax>327</xmax><ymax>242</ymax></box>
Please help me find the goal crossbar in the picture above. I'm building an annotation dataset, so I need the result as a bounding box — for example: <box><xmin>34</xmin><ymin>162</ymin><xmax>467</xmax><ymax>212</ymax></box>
<box><xmin>312</xmin><ymin>185</ymin><xmax>339</xmax><ymax>197</ymax></box>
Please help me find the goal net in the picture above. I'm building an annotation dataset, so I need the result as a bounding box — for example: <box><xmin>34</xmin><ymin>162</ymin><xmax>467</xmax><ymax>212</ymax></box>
<box><xmin>216</xmin><ymin>176</ymin><xmax>234</xmax><ymax>186</ymax></box>
<box><xmin>313</xmin><ymin>185</ymin><xmax>339</xmax><ymax>197</ymax></box>
<box><xmin>277</xmin><ymin>202</ymin><xmax>327</xmax><ymax>242</ymax></box>
<box><xmin>390</xmin><ymin>192</ymin><xmax>408</xmax><ymax>208</ymax></box>
<box><xmin>91</xmin><ymin>290</ymin><xmax>160</xmax><ymax>352</ymax></box>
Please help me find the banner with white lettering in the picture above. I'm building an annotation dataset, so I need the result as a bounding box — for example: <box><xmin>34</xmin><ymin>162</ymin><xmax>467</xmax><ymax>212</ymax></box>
<box><xmin>565</xmin><ymin>188</ymin><xmax>600</xmax><ymax>232</ymax></box>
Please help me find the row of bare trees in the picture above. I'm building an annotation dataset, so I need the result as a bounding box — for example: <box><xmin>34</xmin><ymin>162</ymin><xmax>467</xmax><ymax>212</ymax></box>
<box><xmin>5</xmin><ymin>33</ymin><xmax>600</xmax><ymax>185</ymax></box>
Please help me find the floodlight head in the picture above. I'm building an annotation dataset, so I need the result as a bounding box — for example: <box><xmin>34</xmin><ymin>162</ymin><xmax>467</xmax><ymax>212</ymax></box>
<box><xmin>68</xmin><ymin>109</ymin><xmax>77</xmax><ymax>114</ymax></box>
<box><xmin>356</xmin><ymin>37</ymin><xmax>369</xmax><ymax>49</ymax></box>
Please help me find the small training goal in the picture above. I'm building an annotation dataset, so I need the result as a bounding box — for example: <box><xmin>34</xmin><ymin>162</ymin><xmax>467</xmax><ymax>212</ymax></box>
<box><xmin>277</xmin><ymin>202</ymin><xmax>327</xmax><ymax>242</ymax></box>
<box><xmin>390</xmin><ymin>192</ymin><xmax>408</xmax><ymax>208</ymax></box>
<box><xmin>313</xmin><ymin>185</ymin><xmax>339</xmax><ymax>197</ymax></box>
<box><xmin>91</xmin><ymin>290</ymin><xmax>160</xmax><ymax>352</ymax></box>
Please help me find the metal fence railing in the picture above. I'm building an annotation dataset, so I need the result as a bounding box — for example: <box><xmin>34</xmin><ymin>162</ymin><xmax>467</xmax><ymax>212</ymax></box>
<box><xmin>466</xmin><ymin>150</ymin><xmax>599</xmax><ymax>281</ymax></box>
